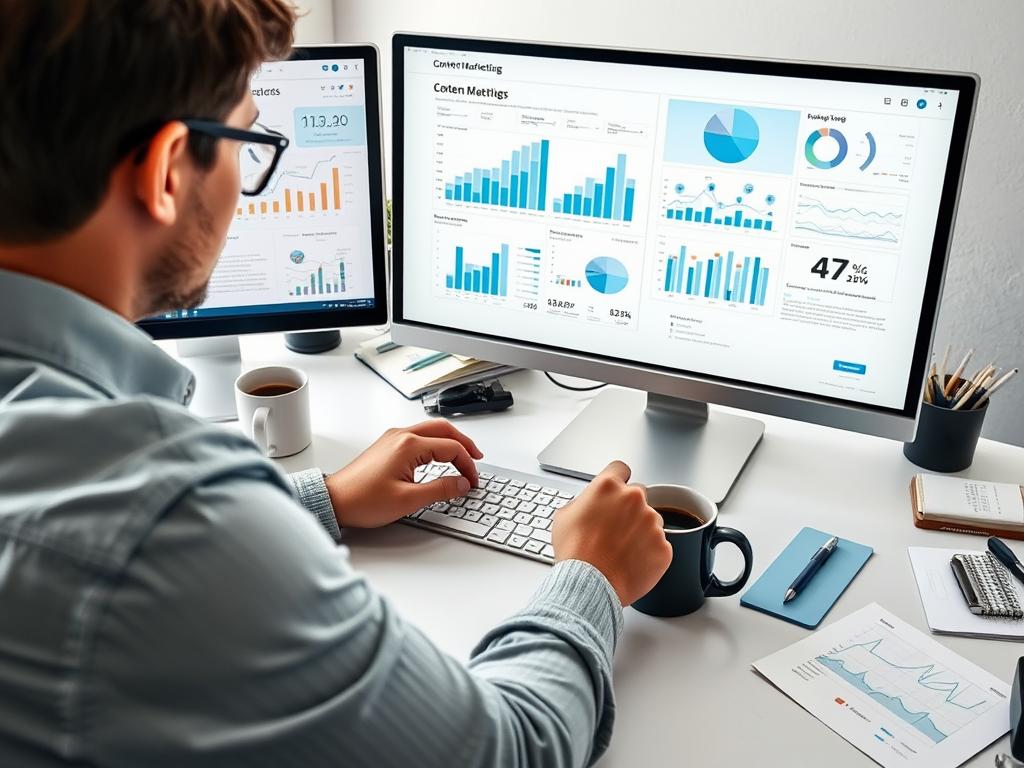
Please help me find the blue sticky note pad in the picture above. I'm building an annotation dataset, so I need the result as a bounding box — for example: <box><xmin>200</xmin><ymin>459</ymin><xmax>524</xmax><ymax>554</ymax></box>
<box><xmin>740</xmin><ymin>527</ymin><xmax>873</xmax><ymax>629</ymax></box>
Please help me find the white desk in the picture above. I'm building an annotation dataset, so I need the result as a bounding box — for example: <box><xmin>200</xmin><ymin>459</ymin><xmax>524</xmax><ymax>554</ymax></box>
<box><xmin>225</xmin><ymin>330</ymin><xmax>1024</xmax><ymax>768</ymax></box>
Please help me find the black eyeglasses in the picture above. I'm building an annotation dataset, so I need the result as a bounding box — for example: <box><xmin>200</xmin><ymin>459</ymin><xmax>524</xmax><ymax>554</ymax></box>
<box><xmin>182</xmin><ymin>119</ymin><xmax>290</xmax><ymax>196</ymax></box>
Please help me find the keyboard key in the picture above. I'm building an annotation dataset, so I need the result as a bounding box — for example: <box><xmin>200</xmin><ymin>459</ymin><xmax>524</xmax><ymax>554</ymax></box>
<box><xmin>524</xmin><ymin>540</ymin><xmax>545</xmax><ymax>555</ymax></box>
<box><xmin>486</xmin><ymin>481</ymin><xmax>507</xmax><ymax>493</ymax></box>
<box><xmin>531</xmin><ymin>517</ymin><xmax>552</xmax><ymax>531</ymax></box>
<box><xmin>448</xmin><ymin>497</ymin><xmax>466</xmax><ymax>507</ymax></box>
<box><xmin>542</xmin><ymin>544</ymin><xmax>555</xmax><ymax>559</ymax></box>
<box><xmin>478</xmin><ymin>471</ymin><xmax>494</xmax><ymax>481</ymax></box>
<box><xmin>487</xmin><ymin>529</ymin><xmax>511</xmax><ymax>544</ymax></box>
<box><xmin>418</xmin><ymin>510</ymin><xmax>490</xmax><ymax>537</ymax></box>
<box><xmin>517</xmin><ymin>489</ymin><xmax>537</xmax><ymax>501</ymax></box>
<box><xmin>541</xmin><ymin>487</ymin><xmax>560</xmax><ymax>496</ymax></box>
<box><xmin>515</xmin><ymin>524</ymin><xmax>535</xmax><ymax>538</ymax></box>
<box><xmin>532</xmin><ymin>505</ymin><xmax>554</xmax><ymax>519</ymax></box>
<box><xmin>481</xmin><ymin>503</ymin><xmax>501</xmax><ymax>516</ymax></box>
<box><xmin>466</xmin><ymin>489</ymin><xmax>486</xmax><ymax>499</ymax></box>
<box><xmin>448</xmin><ymin>507</ymin><xmax>465</xmax><ymax>518</ymax></box>
<box><xmin>496</xmin><ymin>508</ymin><xmax>515</xmax><ymax>520</ymax></box>
<box><xmin>464</xmin><ymin>500</ymin><xmax>484</xmax><ymax>511</ymax></box>
<box><xmin>526</xmin><ymin>483</ymin><xmax>542</xmax><ymax>492</ymax></box>
<box><xmin>507</xmin><ymin>535</ymin><xmax>528</xmax><ymax>549</ymax></box>
<box><xmin>530</xmin><ymin>529</ymin><xmax>552</xmax><ymax>544</ymax></box>
<box><xmin>518</xmin><ymin>502</ymin><xmax>537</xmax><ymax>514</ymax></box>
<box><xmin>430</xmin><ymin>502</ymin><xmax>450</xmax><ymax>512</ymax></box>
<box><xmin>513</xmin><ymin>512</ymin><xmax>533</xmax><ymax>525</ymax></box>
<box><xmin>551</xmin><ymin>498</ymin><xmax>569</xmax><ymax>509</ymax></box>
<box><xmin>500</xmin><ymin>498</ymin><xmax>520</xmax><ymax>510</ymax></box>
<box><xmin>495</xmin><ymin>476</ymin><xmax>510</xmax><ymax>484</ymax></box>
<box><xmin>480</xmin><ymin>514</ymin><xmax>498</xmax><ymax>528</ymax></box>
<box><xmin>508</xmin><ymin>480</ymin><xmax>526</xmax><ymax>488</ymax></box>
<box><xmin>463</xmin><ymin>510</ymin><xmax>483</xmax><ymax>522</ymax></box>
<box><xmin>556</xmin><ymin>491</ymin><xmax>575</xmax><ymax>500</ymax></box>
<box><xmin>485</xmin><ymin>493</ymin><xmax>503</xmax><ymax>504</ymax></box>
<box><xmin>497</xmin><ymin>520</ymin><xmax>516</xmax><ymax>532</ymax></box>
<box><xmin>535</xmin><ymin>494</ymin><xmax>553</xmax><ymax>506</ymax></box>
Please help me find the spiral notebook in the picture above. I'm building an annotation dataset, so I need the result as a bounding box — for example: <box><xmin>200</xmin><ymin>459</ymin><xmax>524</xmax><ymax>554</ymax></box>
<box><xmin>908</xmin><ymin>547</ymin><xmax>1024</xmax><ymax>640</ymax></box>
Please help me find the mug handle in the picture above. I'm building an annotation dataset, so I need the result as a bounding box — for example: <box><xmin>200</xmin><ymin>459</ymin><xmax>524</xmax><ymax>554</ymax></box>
<box><xmin>252</xmin><ymin>406</ymin><xmax>276</xmax><ymax>456</ymax></box>
<box><xmin>705</xmin><ymin>527</ymin><xmax>753</xmax><ymax>598</ymax></box>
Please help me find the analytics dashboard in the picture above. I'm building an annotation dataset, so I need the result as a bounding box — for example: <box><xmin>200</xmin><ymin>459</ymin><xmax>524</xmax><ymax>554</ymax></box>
<box><xmin>400</xmin><ymin>44</ymin><xmax>965</xmax><ymax>411</ymax></box>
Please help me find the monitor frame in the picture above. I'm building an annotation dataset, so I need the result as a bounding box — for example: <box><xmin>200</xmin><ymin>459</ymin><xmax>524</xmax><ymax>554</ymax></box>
<box><xmin>139</xmin><ymin>43</ymin><xmax>389</xmax><ymax>341</ymax></box>
<box><xmin>391</xmin><ymin>32</ymin><xmax>979</xmax><ymax>442</ymax></box>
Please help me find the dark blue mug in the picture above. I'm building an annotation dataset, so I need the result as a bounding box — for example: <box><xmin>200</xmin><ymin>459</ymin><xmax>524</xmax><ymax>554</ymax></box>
<box><xmin>632</xmin><ymin>485</ymin><xmax>753</xmax><ymax>618</ymax></box>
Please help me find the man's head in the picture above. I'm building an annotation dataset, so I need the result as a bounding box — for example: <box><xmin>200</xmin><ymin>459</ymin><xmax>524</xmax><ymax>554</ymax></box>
<box><xmin>0</xmin><ymin>0</ymin><xmax>296</xmax><ymax>318</ymax></box>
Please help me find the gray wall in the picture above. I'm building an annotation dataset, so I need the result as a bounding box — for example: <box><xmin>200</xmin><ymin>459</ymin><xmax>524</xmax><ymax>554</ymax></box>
<box><xmin>333</xmin><ymin>0</ymin><xmax>1024</xmax><ymax>447</ymax></box>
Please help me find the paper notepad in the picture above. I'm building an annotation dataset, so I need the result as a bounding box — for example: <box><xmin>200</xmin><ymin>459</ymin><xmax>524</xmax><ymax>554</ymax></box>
<box><xmin>740</xmin><ymin>527</ymin><xmax>873</xmax><ymax>628</ymax></box>
<box><xmin>908</xmin><ymin>547</ymin><xmax>1024</xmax><ymax>640</ymax></box>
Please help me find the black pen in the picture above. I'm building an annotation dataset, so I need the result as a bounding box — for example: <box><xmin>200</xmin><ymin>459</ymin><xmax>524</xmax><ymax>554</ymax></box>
<box><xmin>987</xmin><ymin>536</ymin><xmax>1024</xmax><ymax>587</ymax></box>
<box><xmin>784</xmin><ymin>536</ymin><xmax>839</xmax><ymax>603</ymax></box>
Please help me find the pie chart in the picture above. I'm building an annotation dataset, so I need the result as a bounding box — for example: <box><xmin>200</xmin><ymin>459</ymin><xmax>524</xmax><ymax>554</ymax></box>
<box><xmin>703</xmin><ymin>108</ymin><xmax>760</xmax><ymax>164</ymax></box>
<box><xmin>585</xmin><ymin>257</ymin><xmax>629</xmax><ymax>295</ymax></box>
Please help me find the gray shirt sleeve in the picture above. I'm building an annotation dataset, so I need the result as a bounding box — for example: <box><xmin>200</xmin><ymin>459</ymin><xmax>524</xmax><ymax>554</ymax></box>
<box><xmin>286</xmin><ymin>468</ymin><xmax>341</xmax><ymax>541</ymax></box>
<box><xmin>85</xmin><ymin>476</ymin><xmax>623</xmax><ymax>768</ymax></box>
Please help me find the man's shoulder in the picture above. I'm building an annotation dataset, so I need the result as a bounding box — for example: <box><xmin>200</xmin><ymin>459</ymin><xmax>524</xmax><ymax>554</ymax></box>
<box><xmin>0</xmin><ymin>393</ymin><xmax>290</xmax><ymax>574</ymax></box>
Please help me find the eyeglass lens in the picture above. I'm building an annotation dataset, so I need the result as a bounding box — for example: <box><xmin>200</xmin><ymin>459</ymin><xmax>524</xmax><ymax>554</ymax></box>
<box><xmin>239</xmin><ymin>141</ymin><xmax>278</xmax><ymax>194</ymax></box>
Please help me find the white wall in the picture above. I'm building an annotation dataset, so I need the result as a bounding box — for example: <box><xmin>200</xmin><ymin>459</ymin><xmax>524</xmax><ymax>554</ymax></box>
<box><xmin>293</xmin><ymin>0</ymin><xmax>335</xmax><ymax>45</ymax></box>
<box><xmin>333</xmin><ymin>0</ymin><xmax>1024</xmax><ymax>447</ymax></box>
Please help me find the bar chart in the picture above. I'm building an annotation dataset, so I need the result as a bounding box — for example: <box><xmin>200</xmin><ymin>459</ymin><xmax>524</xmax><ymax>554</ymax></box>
<box><xmin>660</xmin><ymin>244</ymin><xmax>771</xmax><ymax>308</ymax></box>
<box><xmin>444</xmin><ymin>244</ymin><xmax>514</xmax><ymax>297</ymax></box>
<box><xmin>444</xmin><ymin>140</ymin><xmax>550</xmax><ymax>211</ymax></box>
<box><xmin>552</xmin><ymin>153</ymin><xmax>635</xmax><ymax>222</ymax></box>
<box><xmin>661</xmin><ymin>176</ymin><xmax>781</xmax><ymax>234</ymax></box>
<box><xmin>237</xmin><ymin>162</ymin><xmax>346</xmax><ymax>219</ymax></box>
<box><xmin>286</xmin><ymin>260</ymin><xmax>347</xmax><ymax>298</ymax></box>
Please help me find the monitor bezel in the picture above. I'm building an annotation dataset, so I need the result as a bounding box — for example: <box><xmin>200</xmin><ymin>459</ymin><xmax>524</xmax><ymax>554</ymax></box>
<box><xmin>140</xmin><ymin>43</ymin><xmax>389</xmax><ymax>340</ymax></box>
<box><xmin>391</xmin><ymin>33</ymin><xmax>979</xmax><ymax>440</ymax></box>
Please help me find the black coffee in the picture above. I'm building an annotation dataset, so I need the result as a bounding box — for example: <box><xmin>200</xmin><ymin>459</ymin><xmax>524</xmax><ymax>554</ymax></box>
<box><xmin>247</xmin><ymin>383</ymin><xmax>298</xmax><ymax>397</ymax></box>
<box><xmin>656</xmin><ymin>507</ymin><xmax>705</xmax><ymax>530</ymax></box>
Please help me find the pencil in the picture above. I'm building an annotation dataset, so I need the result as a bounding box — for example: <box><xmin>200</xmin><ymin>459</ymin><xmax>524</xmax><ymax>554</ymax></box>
<box><xmin>972</xmin><ymin>368</ymin><xmax>1018</xmax><ymax>409</ymax></box>
<box><xmin>944</xmin><ymin>348</ymin><xmax>973</xmax><ymax>397</ymax></box>
<box><xmin>939</xmin><ymin>344</ymin><xmax>951</xmax><ymax>383</ymax></box>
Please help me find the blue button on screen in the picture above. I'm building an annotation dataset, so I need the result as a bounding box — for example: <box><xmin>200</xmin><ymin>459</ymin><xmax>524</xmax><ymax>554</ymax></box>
<box><xmin>833</xmin><ymin>360</ymin><xmax>867</xmax><ymax>375</ymax></box>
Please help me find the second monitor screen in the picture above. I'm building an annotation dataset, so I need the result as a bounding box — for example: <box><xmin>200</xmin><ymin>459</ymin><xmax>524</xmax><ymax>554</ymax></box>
<box><xmin>399</xmin><ymin>42</ymin><xmax>964</xmax><ymax>413</ymax></box>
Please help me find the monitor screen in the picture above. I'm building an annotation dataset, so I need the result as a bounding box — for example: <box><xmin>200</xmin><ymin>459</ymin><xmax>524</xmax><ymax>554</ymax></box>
<box><xmin>140</xmin><ymin>44</ymin><xmax>388</xmax><ymax>339</ymax></box>
<box><xmin>392</xmin><ymin>35</ymin><xmax>977</xmax><ymax>447</ymax></box>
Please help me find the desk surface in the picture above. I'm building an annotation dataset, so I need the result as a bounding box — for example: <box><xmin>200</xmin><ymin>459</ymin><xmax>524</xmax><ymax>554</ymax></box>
<box><xmin>214</xmin><ymin>330</ymin><xmax>1024</xmax><ymax>768</ymax></box>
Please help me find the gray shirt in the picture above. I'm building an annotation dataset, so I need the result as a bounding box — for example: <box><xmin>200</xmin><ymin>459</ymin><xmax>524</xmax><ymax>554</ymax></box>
<box><xmin>0</xmin><ymin>269</ymin><xmax>624</xmax><ymax>768</ymax></box>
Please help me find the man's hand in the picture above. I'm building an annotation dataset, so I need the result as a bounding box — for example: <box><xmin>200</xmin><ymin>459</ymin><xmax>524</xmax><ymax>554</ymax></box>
<box><xmin>324</xmin><ymin>420</ymin><xmax>483</xmax><ymax>529</ymax></box>
<box><xmin>552</xmin><ymin>461</ymin><xmax>672</xmax><ymax>606</ymax></box>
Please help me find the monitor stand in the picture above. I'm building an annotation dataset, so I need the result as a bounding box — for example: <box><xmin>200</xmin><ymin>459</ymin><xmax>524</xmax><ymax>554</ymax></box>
<box><xmin>537</xmin><ymin>388</ymin><xmax>765</xmax><ymax>504</ymax></box>
<box><xmin>176</xmin><ymin>336</ymin><xmax>242</xmax><ymax>422</ymax></box>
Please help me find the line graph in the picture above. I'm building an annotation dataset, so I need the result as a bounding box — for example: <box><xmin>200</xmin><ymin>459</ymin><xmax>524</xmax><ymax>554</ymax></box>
<box><xmin>792</xmin><ymin>186</ymin><xmax>908</xmax><ymax>247</ymax></box>
<box><xmin>816</xmin><ymin>633</ymin><xmax>995</xmax><ymax>743</ymax></box>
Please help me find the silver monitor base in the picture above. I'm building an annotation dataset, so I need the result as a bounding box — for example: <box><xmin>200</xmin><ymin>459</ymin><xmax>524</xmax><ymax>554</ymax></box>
<box><xmin>176</xmin><ymin>337</ymin><xmax>242</xmax><ymax>422</ymax></box>
<box><xmin>537</xmin><ymin>388</ymin><xmax>764</xmax><ymax>503</ymax></box>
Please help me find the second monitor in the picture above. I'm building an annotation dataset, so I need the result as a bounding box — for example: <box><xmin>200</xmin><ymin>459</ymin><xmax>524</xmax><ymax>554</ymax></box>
<box><xmin>391</xmin><ymin>34</ymin><xmax>978</xmax><ymax>501</ymax></box>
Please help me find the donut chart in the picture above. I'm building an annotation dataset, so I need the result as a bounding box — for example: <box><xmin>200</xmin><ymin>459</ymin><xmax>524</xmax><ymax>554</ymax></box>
<box><xmin>805</xmin><ymin>127</ymin><xmax>848</xmax><ymax>170</ymax></box>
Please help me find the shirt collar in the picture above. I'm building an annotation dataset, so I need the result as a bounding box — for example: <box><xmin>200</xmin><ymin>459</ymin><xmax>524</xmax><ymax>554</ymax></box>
<box><xmin>0</xmin><ymin>269</ymin><xmax>195</xmax><ymax>405</ymax></box>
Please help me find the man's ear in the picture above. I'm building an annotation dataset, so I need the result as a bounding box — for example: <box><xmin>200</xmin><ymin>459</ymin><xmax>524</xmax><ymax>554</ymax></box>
<box><xmin>133</xmin><ymin>122</ymin><xmax>191</xmax><ymax>227</ymax></box>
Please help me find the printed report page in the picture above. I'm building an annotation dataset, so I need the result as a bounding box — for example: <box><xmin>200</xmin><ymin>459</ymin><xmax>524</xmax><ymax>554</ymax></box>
<box><xmin>401</xmin><ymin>45</ymin><xmax>961</xmax><ymax>409</ymax></box>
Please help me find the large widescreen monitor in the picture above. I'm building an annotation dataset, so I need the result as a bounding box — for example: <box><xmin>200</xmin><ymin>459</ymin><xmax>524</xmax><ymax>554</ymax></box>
<box><xmin>391</xmin><ymin>33</ymin><xmax>978</xmax><ymax>501</ymax></box>
<box><xmin>140</xmin><ymin>44</ymin><xmax>388</xmax><ymax>419</ymax></box>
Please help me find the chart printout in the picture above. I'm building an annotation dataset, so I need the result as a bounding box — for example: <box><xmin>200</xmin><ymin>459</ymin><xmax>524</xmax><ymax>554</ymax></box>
<box><xmin>401</xmin><ymin>46</ymin><xmax>963</xmax><ymax>411</ymax></box>
<box><xmin>752</xmin><ymin>603</ymin><xmax>1010</xmax><ymax>768</ymax></box>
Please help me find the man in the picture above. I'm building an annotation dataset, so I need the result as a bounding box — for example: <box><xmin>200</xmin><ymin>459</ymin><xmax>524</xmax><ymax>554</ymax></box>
<box><xmin>0</xmin><ymin>2</ymin><xmax>672</xmax><ymax>767</ymax></box>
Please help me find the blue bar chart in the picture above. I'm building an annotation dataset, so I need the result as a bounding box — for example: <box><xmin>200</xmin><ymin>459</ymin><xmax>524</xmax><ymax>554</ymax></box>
<box><xmin>287</xmin><ymin>262</ymin><xmax>346</xmax><ymax>298</ymax></box>
<box><xmin>662</xmin><ymin>179</ymin><xmax>778</xmax><ymax>233</ymax></box>
<box><xmin>662</xmin><ymin>245</ymin><xmax>769</xmax><ymax>306</ymax></box>
<box><xmin>444</xmin><ymin>140</ymin><xmax>549</xmax><ymax>211</ymax></box>
<box><xmin>444</xmin><ymin>244</ymin><xmax>511</xmax><ymax>297</ymax></box>
<box><xmin>552</xmin><ymin>153</ymin><xmax>636</xmax><ymax>222</ymax></box>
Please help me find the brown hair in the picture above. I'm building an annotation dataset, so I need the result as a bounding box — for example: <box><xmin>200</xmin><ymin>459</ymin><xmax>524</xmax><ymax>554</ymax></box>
<box><xmin>0</xmin><ymin>0</ymin><xmax>296</xmax><ymax>243</ymax></box>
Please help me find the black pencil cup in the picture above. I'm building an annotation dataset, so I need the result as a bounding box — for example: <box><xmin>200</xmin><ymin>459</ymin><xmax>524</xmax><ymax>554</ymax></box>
<box><xmin>903</xmin><ymin>398</ymin><xmax>988</xmax><ymax>473</ymax></box>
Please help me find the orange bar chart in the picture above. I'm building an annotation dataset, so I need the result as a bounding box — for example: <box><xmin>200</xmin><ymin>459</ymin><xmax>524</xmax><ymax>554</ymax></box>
<box><xmin>235</xmin><ymin>165</ymin><xmax>345</xmax><ymax>217</ymax></box>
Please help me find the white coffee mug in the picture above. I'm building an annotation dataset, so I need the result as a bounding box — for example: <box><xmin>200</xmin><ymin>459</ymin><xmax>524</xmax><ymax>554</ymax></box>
<box><xmin>234</xmin><ymin>365</ymin><xmax>312</xmax><ymax>458</ymax></box>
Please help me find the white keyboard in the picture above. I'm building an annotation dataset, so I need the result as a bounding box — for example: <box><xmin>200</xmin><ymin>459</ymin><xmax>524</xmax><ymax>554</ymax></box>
<box><xmin>402</xmin><ymin>462</ymin><xmax>585</xmax><ymax>564</ymax></box>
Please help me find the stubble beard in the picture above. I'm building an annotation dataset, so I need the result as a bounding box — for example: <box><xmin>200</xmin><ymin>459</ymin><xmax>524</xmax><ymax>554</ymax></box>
<box><xmin>141</xmin><ymin>188</ymin><xmax>222</xmax><ymax>318</ymax></box>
